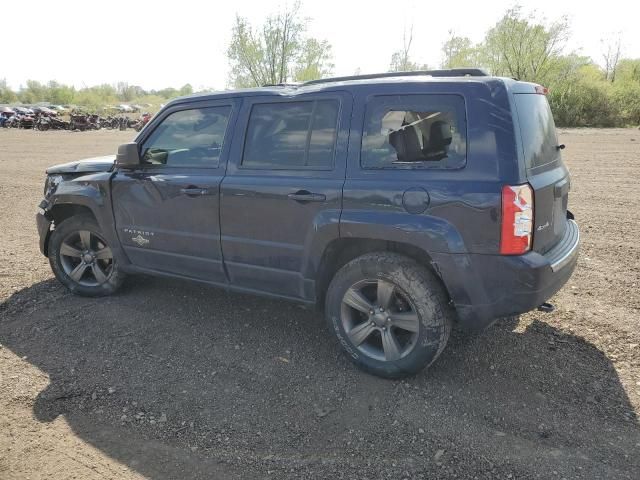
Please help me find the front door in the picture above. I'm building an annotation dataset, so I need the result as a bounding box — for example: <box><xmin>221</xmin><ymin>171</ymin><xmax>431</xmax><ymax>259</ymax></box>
<box><xmin>112</xmin><ymin>100</ymin><xmax>237</xmax><ymax>282</ymax></box>
<box><xmin>220</xmin><ymin>93</ymin><xmax>352</xmax><ymax>300</ymax></box>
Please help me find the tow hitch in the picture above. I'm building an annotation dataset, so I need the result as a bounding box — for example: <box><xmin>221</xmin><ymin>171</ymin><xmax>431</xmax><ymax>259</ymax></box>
<box><xmin>537</xmin><ymin>302</ymin><xmax>555</xmax><ymax>313</ymax></box>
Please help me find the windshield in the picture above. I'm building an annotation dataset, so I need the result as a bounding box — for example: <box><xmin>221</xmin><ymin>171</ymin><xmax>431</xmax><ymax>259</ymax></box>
<box><xmin>514</xmin><ymin>94</ymin><xmax>560</xmax><ymax>170</ymax></box>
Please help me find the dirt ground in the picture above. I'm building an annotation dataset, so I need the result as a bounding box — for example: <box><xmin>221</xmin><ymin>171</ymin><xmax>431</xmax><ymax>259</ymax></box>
<box><xmin>0</xmin><ymin>128</ymin><xmax>638</xmax><ymax>479</ymax></box>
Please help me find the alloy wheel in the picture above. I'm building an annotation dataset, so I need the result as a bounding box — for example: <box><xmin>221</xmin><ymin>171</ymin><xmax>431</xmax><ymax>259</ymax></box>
<box><xmin>59</xmin><ymin>230</ymin><xmax>113</xmax><ymax>287</ymax></box>
<box><xmin>340</xmin><ymin>279</ymin><xmax>420</xmax><ymax>362</ymax></box>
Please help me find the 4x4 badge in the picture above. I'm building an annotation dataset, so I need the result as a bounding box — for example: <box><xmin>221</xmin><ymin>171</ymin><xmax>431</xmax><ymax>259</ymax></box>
<box><xmin>131</xmin><ymin>234</ymin><xmax>150</xmax><ymax>246</ymax></box>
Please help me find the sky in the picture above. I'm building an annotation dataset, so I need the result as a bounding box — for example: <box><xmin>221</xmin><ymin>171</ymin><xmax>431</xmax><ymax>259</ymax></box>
<box><xmin>2</xmin><ymin>0</ymin><xmax>638</xmax><ymax>91</ymax></box>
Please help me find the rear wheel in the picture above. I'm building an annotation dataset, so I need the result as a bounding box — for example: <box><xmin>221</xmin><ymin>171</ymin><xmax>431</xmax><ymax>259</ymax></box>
<box><xmin>325</xmin><ymin>253</ymin><xmax>453</xmax><ymax>378</ymax></box>
<box><xmin>49</xmin><ymin>215</ymin><xmax>125</xmax><ymax>296</ymax></box>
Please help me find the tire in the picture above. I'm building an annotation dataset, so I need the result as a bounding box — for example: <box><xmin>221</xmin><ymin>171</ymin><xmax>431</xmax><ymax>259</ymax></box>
<box><xmin>48</xmin><ymin>215</ymin><xmax>125</xmax><ymax>297</ymax></box>
<box><xmin>325</xmin><ymin>252</ymin><xmax>453</xmax><ymax>379</ymax></box>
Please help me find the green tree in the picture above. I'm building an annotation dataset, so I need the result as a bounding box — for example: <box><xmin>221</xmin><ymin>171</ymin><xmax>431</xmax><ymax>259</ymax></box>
<box><xmin>544</xmin><ymin>54</ymin><xmax>591</xmax><ymax>81</ymax></box>
<box><xmin>0</xmin><ymin>79</ymin><xmax>17</xmax><ymax>103</ymax></box>
<box><xmin>116</xmin><ymin>82</ymin><xmax>146</xmax><ymax>102</ymax></box>
<box><xmin>47</xmin><ymin>81</ymin><xmax>75</xmax><ymax>105</ymax></box>
<box><xmin>227</xmin><ymin>2</ymin><xmax>333</xmax><ymax>87</ymax></box>
<box><xmin>154</xmin><ymin>87</ymin><xmax>179</xmax><ymax>99</ymax></box>
<box><xmin>73</xmin><ymin>90</ymin><xmax>103</xmax><ymax>112</ymax></box>
<box><xmin>388</xmin><ymin>25</ymin><xmax>428</xmax><ymax>72</ymax></box>
<box><xmin>615</xmin><ymin>59</ymin><xmax>640</xmax><ymax>83</ymax></box>
<box><xmin>611</xmin><ymin>58</ymin><xmax>640</xmax><ymax>125</ymax></box>
<box><xmin>294</xmin><ymin>39</ymin><xmax>334</xmax><ymax>82</ymax></box>
<box><xmin>547</xmin><ymin>64</ymin><xmax>616</xmax><ymax>127</ymax></box>
<box><xmin>441</xmin><ymin>32</ymin><xmax>478</xmax><ymax>68</ymax></box>
<box><xmin>179</xmin><ymin>84</ymin><xmax>194</xmax><ymax>96</ymax></box>
<box><xmin>19</xmin><ymin>80</ymin><xmax>47</xmax><ymax>104</ymax></box>
<box><xmin>444</xmin><ymin>5</ymin><xmax>640</xmax><ymax>127</ymax></box>
<box><xmin>601</xmin><ymin>34</ymin><xmax>622</xmax><ymax>82</ymax></box>
<box><xmin>480</xmin><ymin>7</ymin><xmax>569</xmax><ymax>82</ymax></box>
<box><xmin>612</xmin><ymin>82</ymin><xmax>640</xmax><ymax>125</ymax></box>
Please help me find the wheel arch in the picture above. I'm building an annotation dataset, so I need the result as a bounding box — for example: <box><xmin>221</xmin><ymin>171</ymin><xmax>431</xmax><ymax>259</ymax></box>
<box><xmin>41</xmin><ymin>169</ymin><xmax>124</xmax><ymax>263</ymax></box>
<box><xmin>42</xmin><ymin>204</ymin><xmax>97</xmax><ymax>256</ymax></box>
<box><xmin>314</xmin><ymin>238</ymin><xmax>450</xmax><ymax>310</ymax></box>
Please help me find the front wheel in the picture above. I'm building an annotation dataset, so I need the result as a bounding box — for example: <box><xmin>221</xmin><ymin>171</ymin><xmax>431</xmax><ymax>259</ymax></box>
<box><xmin>325</xmin><ymin>253</ymin><xmax>453</xmax><ymax>378</ymax></box>
<box><xmin>48</xmin><ymin>215</ymin><xmax>125</xmax><ymax>296</ymax></box>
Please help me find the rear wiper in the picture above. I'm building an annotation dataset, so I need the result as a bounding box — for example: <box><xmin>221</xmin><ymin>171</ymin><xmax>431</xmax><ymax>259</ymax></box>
<box><xmin>556</xmin><ymin>144</ymin><xmax>566</xmax><ymax>150</ymax></box>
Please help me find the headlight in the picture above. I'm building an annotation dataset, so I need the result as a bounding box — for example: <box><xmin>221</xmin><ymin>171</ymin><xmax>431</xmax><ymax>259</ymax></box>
<box><xmin>44</xmin><ymin>175</ymin><xmax>62</xmax><ymax>198</ymax></box>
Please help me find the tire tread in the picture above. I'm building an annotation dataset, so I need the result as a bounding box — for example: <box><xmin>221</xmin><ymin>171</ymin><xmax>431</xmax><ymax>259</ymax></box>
<box><xmin>325</xmin><ymin>252</ymin><xmax>453</xmax><ymax>378</ymax></box>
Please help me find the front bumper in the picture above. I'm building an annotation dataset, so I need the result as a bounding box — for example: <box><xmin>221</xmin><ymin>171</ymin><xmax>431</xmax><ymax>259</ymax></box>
<box><xmin>434</xmin><ymin>219</ymin><xmax>580</xmax><ymax>331</ymax></box>
<box><xmin>36</xmin><ymin>201</ymin><xmax>52</xmax><ymax>256</ymax></box>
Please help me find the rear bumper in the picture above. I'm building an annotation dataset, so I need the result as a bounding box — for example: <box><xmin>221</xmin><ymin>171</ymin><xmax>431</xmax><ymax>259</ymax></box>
<box><xmin>433</xmin><ymin>219</ymin><xmax>580</xmax><ymax>331</ymax></box>
<box><xmin>546</xmin><ymin>219</ymin><xmax>580</xmax><ymax>272</ymax></box>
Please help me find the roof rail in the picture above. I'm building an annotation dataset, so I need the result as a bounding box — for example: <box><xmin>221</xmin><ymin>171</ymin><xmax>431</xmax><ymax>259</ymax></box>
<box><xmin>303</xmin><ymin>68</ymin><xmax>489</xmax><ymax>86</ymax></box>
<box><xmin>261</xmin><ymin>82</ymin><xmax>302</xmax><ymax>87</ymax></box>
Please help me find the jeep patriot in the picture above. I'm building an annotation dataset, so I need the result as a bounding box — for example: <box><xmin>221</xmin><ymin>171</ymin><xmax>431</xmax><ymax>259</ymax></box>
<box><xmin>36</xmin><ymin>69</ymin><xmax>580</xmax><ymax>378</ymax></box>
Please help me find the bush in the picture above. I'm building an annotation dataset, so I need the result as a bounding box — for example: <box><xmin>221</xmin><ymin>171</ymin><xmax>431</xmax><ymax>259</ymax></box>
<box><xmin>611</xmin><ymin>82</ymin><xmax>640</xmax><ymax>126</ymax></box>
<box><xmin>548</xmin><ymin>79</ymin><xmax>616</xmax><ymax>127</ymax></box>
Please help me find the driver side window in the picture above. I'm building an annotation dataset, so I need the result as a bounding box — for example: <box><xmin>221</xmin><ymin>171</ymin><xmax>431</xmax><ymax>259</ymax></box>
<box><xmin>141</xmin><ymin>106</ymin><xmax>231</xmax><ymax>168</ymax></box>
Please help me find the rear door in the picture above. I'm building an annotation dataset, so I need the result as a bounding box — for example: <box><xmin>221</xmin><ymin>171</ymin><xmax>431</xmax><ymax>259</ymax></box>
<box><xmin>111</xmin><ymin>100</ymin><xmax>237</xmax><ymax>282</ymax></box>
<box><xmin>220</xmin><ymin>92</ymin><xmax>352</xmax><ymax>300</ymax></box>
<box><xmin>513</xmin><ymin>93</ymin><xmax>570</xmax><ymax>254</ymax></box>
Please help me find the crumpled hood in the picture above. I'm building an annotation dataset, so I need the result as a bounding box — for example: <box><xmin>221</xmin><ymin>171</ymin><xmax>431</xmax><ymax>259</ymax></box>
<box><xmin>46</xmin><ymin>155</ymin><xmax>116</xmax><ymax>174</ymax></box>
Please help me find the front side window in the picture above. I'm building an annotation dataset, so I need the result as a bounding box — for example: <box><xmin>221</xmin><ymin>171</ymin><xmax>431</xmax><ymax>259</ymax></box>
<box><xmin>242</xmin><ymin>100</ymin><xmax>339</xmax><ymax>169</ymax></box>
<box><xmin>361</xmin><ymin>95</ymin><xmax>466</xmax><ymax>169</ymax></box>
<box><xmin>141</xmin><ymin>106</ymin><xmax>231</xmax><ymax>167</ymax></box>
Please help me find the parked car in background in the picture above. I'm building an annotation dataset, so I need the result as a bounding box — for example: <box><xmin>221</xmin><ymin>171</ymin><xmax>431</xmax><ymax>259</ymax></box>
<box><xmin>69</xmin><ymin>113</ymin><xmax>100</xmax><ymax>131</ymax></box>
<box><xmin>35</xmin><ymin>69</ymin><xmax>579</xmax><ymax>378</ymax></box>
<box><xmin>133</xmin><ymin>112</ymin><xmax>153</xmax><ymax>131</ymax></box>
<box><xmin>32</xmin><ymin>106</ymin><xmax>57</xmax><ymax>116</ymax></box>
<box><xmin>12</xmin><ymin>106</ymin><xmax>32</xmax><ymax>115</ymax></box>
<box><xmin>0</xmin><ymin>106</ymin><xmax>15</xmax><ymax>127</ymax></box>
<box><xmin>34</xmin><ymin>113</ymin><xmax>70</xmax><ymax>131</ymax></box>
<box><xmin>8</xmin><ymin>107</ymin><xmax>35</xmax><ymax>128</ymax></box>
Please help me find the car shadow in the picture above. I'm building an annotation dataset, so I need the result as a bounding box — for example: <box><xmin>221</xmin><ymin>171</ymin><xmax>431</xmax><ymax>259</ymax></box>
<box><xmin>1</xmin><ymin>277</ymin><xmax>638</xmax><ymax>479</ymax></box>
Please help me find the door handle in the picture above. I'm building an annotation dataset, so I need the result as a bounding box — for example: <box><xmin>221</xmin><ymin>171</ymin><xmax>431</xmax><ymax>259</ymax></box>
<box><xmin>180</xmin><ymin>187</ymin><xmax>209</xmax><ymax>196</ymax></box>
<box><xmin>287</xmin><ymin>190</ymin><xmax>326</xmax><ymax>202</ymax></box>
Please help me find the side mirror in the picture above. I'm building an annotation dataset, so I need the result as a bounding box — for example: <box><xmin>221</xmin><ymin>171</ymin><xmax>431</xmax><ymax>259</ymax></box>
<box><xmin>115</xmin><ymin>142</ymin><xmax>140</xmax><ymax>167</ymax></box>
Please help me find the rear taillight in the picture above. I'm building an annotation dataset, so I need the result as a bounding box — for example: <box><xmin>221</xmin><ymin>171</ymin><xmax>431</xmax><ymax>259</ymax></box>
<box><xmin>500</xmin><ymin>184</ymin><xmax>534</xmax><ymax>255</ymax></box>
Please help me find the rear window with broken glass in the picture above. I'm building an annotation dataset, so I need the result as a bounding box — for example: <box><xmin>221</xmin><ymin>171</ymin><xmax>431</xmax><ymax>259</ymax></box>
<box><xmin>360</xmin><ymin>94</ymin><xmax>466</xmax><ymax>169</ymax></box>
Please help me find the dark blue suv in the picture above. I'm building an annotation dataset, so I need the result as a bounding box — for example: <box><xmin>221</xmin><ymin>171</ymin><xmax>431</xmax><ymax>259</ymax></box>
<box><xmin>36</xmin><ymin>69</ymin><xmax>579</xmax><ymax>378</ymax></box>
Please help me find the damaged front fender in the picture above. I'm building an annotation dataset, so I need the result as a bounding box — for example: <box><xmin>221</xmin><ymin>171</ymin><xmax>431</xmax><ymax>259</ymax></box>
<box><xmin>36</xmin><ymin>171</ymin><xmax>125</xmax><ymax>265</ymax></box>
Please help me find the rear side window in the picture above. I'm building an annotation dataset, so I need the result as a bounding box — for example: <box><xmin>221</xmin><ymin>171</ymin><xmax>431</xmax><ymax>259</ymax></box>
<box><xmin>361</xmin><ymin>94</ymin><xmax>466</xmax><ymax>169</ymax></box>
<box><xmin>514</xmin><ymin>94</ymin><xmax>560</xmax><ymax>170</ymax></box>
<box><xmin>242</xmin><ymin>100</ymin><xmax>339</xmax><ymax>169</ymax></box>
